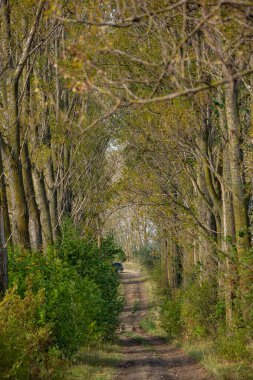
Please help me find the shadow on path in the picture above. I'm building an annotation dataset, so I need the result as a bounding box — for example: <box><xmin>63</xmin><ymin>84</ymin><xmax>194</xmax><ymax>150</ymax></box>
<box><xmin>115</xmin><ymin>268</ymin><xmax>211</xmax><ymax>380</ymax></box>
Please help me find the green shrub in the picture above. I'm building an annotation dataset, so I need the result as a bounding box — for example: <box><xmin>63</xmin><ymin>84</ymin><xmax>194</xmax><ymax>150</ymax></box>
<box><xmin>0</xmin><ymin>288</ymin><xmax>63</xmax><ymax>380</ymax></box>
<box><xmin>140</xmin><ymin>313</ymin><xmax>157</xmax><ymax>332</ymax></box>
<box><xmin>46</xmin><ymin>273</ymin><xmax>102</xmax><ymax>354</ymax></box>
<box><xmin>8</xmin><ymin>219</ymin><xmax>123</xmax><ymax>361</ymax></box>
<box><xmin>181</xmin><ymin>280</ymin><xmax>220</xmax><ymax>340</ymax></box>
<box><xmin>58</xmin><ymin>220</ymin><xmax>123</xmax><ymax>340</ymax></box>
<box><xmin>160</xmin><ymin>295</ymin><xmax>182</xmax><ymax>339</ymax></box>
<box><xmin>151</xmin><ymin>262</ymin><xmax>171</xmax><ymax>296</ymax></box>
<box><xmin>8</xmin><ymin>248</ymin><xmax>104</xmax><ymax>356</ymax></box>
<box><xmin>215</xmin><ymin>329</ymin><xmax>251</xmax><ymax>361</ymax></box>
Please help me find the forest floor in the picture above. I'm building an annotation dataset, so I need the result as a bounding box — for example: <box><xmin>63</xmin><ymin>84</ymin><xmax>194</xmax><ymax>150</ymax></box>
<box><xmin>115</xmin><ymin>268</ymin><xmax>211</xmax><ymax>380</ymax></box>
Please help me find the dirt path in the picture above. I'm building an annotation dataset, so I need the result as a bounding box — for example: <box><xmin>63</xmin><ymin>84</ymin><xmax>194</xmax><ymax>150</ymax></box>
<box><xmin>115</xmin><ymin>269</ymin><xmax>211</xmax><ymax>380</ymax></box>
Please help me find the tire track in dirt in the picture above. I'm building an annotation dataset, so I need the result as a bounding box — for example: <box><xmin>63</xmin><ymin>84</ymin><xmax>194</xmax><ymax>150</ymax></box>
<box><xmin>115</xmin><ymin>269</ymin><xmax>211</xmax><ymax>380</ymax></box>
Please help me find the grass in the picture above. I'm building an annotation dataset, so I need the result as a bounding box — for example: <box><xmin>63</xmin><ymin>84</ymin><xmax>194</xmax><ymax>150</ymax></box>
<box><xmin>132</xmin><ymin>298</ymin><xmax>140</xmax><ymax>314</ymax></box>
<box><xmin>66</xmin><ymin>343</ymin><xmax>122</xmax><ymax>380</ymax></box>
<box><xmin>138</xmin><ymin>266</ymin><xmax>167</xmax><ymax>339</ymax></box>
<box><xmin>123</xmin><ymin>261</ymin><xmax>143</xmax><ymax>272</ymax></box>
<box><xmin>180</xmin><ymin>340</ymin><xmax>253</xmax><ymax>380</ymax></box>
<box><xmin>204</xmin><ymin>357</ymin><xmax>253</xmax><ymax>380</ymax></box>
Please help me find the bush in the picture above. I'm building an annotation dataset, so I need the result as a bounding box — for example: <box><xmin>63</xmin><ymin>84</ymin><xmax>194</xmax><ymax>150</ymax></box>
<box><xmin>46</xmin><ymin>273</ymin><xmax>102</xmax><ymax>354</ymax></box>
<box><xmin>215</xmin><ymin>329</ymin><xmax>251</xmax><ymax>361</ymax></box>
<box><xmin>151</xmin><ymin>262</ymin><xmax>171</xmax><ymax>297</ymax></box>
<box><xmin>181</xmin><ymin>280</ymin><xmax>220</xmax><ymax>340</ymax></box>
<box><xmin>160</xmin><ymin>295</ymin><xmax>182</xmax><ymax>339</ymax></box>
<box><xmin>0</xmin><ymin>288</ymin><xmax>63</xmax><ymax>380</ymax></box>
<box><xmin>159</xmin><ymin>278</ymin><xmax>224</xmax><ymax>341</ymax></box>
<box><xmin>8</xmin><ymin>248</ymin><xmax>104</xmax><ymax>356</ymax></box>
<box><xmin>57</xmin><ymin>220</ymin><xmax>124</xmax><ymax>340</ymax></box>
<box><xmin>5</xmin><ymin>218</ymin><xmax>123</xmax><ymax>378</ymax></box>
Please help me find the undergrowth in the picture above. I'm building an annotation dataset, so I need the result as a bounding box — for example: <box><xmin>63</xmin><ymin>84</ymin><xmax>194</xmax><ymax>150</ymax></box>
<box><xmin>0</xmin><ymin>219</ymin><xmax>124</xmax><ymax>380</ymax></box>
<box><xmin>132</xmin><ymin>247</ymin><xmax>253</xmax><ymax>380</ymax></box>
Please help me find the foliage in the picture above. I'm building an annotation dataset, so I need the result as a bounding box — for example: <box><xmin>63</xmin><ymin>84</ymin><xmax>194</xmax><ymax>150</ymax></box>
<box><xmin>9</xmin><ymin>248</ymin><xmax>102</xmax><ymax>355</ymax></box>
<box><xmin>181</xmin><ymin>279</ymin><xmax>221</xmax><ymax>340</ymax></box>
<box><xmin>215</xmin><ymin>329</ymin><xmax>252</xmax><ymax>361</ymax></box>
<box><xmin>160</xmin><ymin>295</ymin><xmax>182</xmax><ymax>339</ymax></box>
<box><xmin>159</xmin><ymin>276</ymin><xmax>224</xmax><ymax>340</ymax></box>
<box><xmin>159</xmin><ymin>275</ymin><xmax>253</xmax><ymax>362</ymax></box>
<box><xmin>57</xmin><ymin>219</ymin><xmax>124</xmax><ymax>339</ymax></box>
<box><xmin>0</xmin><ymin>288</ymin><xmax>63</xmax><ymax>380</ymax></box>
<box><xmin>4</xmin><ymin>220</ymin><xmax>123</xmax><ymax>377</ymax></box>
<box><xmin>133</xmin><ymin>243</ymin><xmax>159</xmax><ymax>270</ymax></box>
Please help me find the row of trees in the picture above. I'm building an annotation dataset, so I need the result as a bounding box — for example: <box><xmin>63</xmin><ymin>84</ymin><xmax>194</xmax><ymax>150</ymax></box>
<box><xmin>85</xmin><ymin>0</ymin><xmax>253</xmax><ymax>332</ymax></box>
<box><xmin>0</xmin><ymin>0</ymin><xmax>117</xmax><ymax>293</ymax></box>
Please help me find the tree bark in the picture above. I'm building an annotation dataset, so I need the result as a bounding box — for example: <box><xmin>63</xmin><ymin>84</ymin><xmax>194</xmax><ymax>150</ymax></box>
<box><xmin>32</xmin><ymin>168</ymin><xmax>53</xmax><ymax>248</ymax></box>
<box><xmin>0</xmin><ymin>206</ymin><xmax>8</xmax><ymax>296</ymax></box>
<box><xmin>222</xmin><ymin>143</ymin><xmax>237</xmax><ymax>329</ymax></box>
<box><xmin>225</xmin><ymin>79</ymin><xmax>251</xmax><ymax>322</ymax></box>
<box><xmin>0</xmin><ymin>137</ymin><xmax>11</xmax><ymax>244</ymax></box>
<box><xmin>43</xmin><ymin>122</ymin><xmax>60</xmax><ymax>241</ymax></box>
<box><xmin>6</xmin><ymin>83</ymin><xmax>31</xmax><ymax>248</ymax></box>
<box><xmin>225</xmin><ymin>80</ymin><xmax>249</xmax><ymax>250</ymax></box>
<box><xmin>22</xmin><ymin>142</ymin><xmax>42</xmax><ymax>250</ymax></box>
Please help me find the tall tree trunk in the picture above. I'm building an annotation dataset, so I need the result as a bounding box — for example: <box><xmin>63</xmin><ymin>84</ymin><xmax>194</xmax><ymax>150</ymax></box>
<box><xmin>225</xmin><ymin>79</ymin><xmax>251</xmax><ymax>322</ymax></box>
<box><xmin>219</xmin><ymin>93</ymin><xmax>237</xmax><ymax>330</ymax></box>
<box><xmin>1</xmin><ymin>0</ymin><xmax>45</xmax><ymax>249</ymax></box>
<box><xmin>4</xmin><ymin>82</ymin><xmax>30</xmax><ymax>248</ymax></box>
<box><xmin>22</xmin><ymin>143</ymin><xmax>42</xmax><ymax>250</ymax></box>
<box><xmin>0</xmin><ymin>206</ymin><xmax>7</xmax><ymax>296</ymax></box>
<box><xmin>1</xmin><ymin>0</ymin><xmax>29</xmax><ymax>247</ymax></box>
<box><xmin>221</xmin><ymin>143</ymin><xmax>237</xmax><ymax>329</ymax></box>
<box><xmin>248</xmin><ymin>54</ymin><xmax>253</xmax><ymax>243</ymax></box>
<box><xmin>0</xmin><ymin>137</ymin><xmax>11</xmax><ymax>244</ymax></box>
<box><xmin>43</xmin><ymin>123</ymin><xmax>60</xmax><ymax>241</ymax></box>
<box><xmin>32</xmin><ymin>168</ymin><xmax>53</xmax><ymax>248</ymax></box>
<box><xmin>0</xmin><ymin>135</ymin><xmax>9</xmax><ymax>296</ymax></box>
<box><xmin>44</xmin><ymin>161</ymin><xmax>60</xmax><ymax>241</ymax></box>
<box><xmin>225</xmin><ymin>80</ymin><xmax>249</xmax><ymax>250</ymax></box>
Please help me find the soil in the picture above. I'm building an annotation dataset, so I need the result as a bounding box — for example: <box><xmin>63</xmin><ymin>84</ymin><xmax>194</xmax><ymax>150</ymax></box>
<box><xmin>115</xmin><ymin>269</ymin><xmax>211</xmax><ymax>380</ymax></box>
